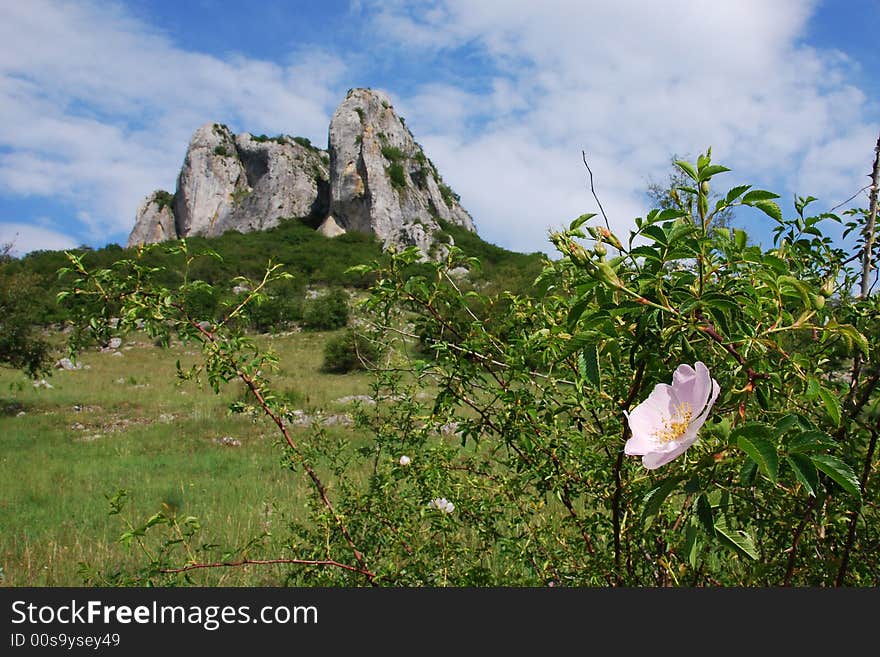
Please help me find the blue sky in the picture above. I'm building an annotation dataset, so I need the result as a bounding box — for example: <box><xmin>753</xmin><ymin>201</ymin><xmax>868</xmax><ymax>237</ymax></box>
<box><xmin>1</xmin><ymin>0</ymin><xmax>878</xmax><ymax>257</ymax></box>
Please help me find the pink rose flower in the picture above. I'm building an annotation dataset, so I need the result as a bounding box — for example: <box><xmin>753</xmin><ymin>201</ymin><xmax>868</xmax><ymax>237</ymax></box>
<box><xmin>624</xmin><ymin>362</ymin><xmax>720</xmax><ymax>470</ymax></box>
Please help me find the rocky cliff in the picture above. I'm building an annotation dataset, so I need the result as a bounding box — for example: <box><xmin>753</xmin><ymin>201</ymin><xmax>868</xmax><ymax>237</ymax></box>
<box><xmin>128</xmin><ymin>88</ymin><xmax>475</xmax><ymax>255</ymax></box>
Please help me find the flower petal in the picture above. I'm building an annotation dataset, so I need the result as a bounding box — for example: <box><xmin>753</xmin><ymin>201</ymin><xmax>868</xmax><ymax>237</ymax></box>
<box><xmin>624</xmin><ymin>429</ymin><xmax>657</xmax><ymax>455</ymax></box>
<box><xmin>641</xmin><ymin>382</ymin><xmax>680</xmax><ymax>416</ymax></box>
<box><xmin>689</xmin><ymin>377</ymin><xmax>721</xmax><ymax>432</ymax></box>
<box><xmin>673</xmin><ymin>362</ymin><xmax>713</xmax><ymax>415</ymax></box>
<box><xmin>642</xmin><ymin>439</ymin><xmax>693</xmax><ymax>469</ymax></box>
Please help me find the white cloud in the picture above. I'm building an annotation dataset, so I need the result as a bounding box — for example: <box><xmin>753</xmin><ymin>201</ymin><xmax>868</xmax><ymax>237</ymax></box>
<box><xmin>0</xmin><ymin>222</ymin><xmax>79</xmax><ymax>256</ymax></box>
<box><xmin>371</xmin><ymin>0</ymin><xmax>878</xmax><ymax>253</ymax></box>
<box><xmin>0</xmin><ymin>0</ymin><xmax>876</xmax><ymax>257</ymax></box>
<box><xmin>0</xmin><ymin>1</ymin><xmax>347</xmax><ymax>244</ymax></box>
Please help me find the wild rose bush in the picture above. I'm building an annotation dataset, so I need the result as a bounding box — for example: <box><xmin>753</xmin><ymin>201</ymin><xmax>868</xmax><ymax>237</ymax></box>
<box><xmin>62</xmin><ymin>151</ymin><xmax>879</xmax><ymax>586</ymax></box>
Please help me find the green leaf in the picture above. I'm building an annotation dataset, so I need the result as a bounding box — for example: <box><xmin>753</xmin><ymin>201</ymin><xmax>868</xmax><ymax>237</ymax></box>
<box><xmin>699</xmin><ymin>292</ymin><xmax>740</xmax><ymax>313</ymax></box>
<box><xmin>685</xmin><ymin>524</ymin><xmax>701</xmax><ymax>568</ymax></box>
<box><xmin>786</xmin><ymin>430</ymin><xmax>835</xmax><ymax>454</ymax></box>
<box><xmin>695</xmin><ymin>494</ymin><xmax>715</xmax><ymax>535</ymax></box>
<box><xmin>698</xmin><ymin>164</ymin><xmax>731</xmax><ymax>181</ymax></box>
<box><xmin>734</xmin><ymin>228</ymin><xmax>748</xmax><ymax>250</ymax></box>
<box><xmin>726</xmin><ymin>184</ymin><xmax>752</xmax><ymax>203</ymax></box>
<box><xmin>654</xmin><ymin>208</ymin><xmax>689</xmax><ymax>222</ymax></box>
<box><xmin>579</xmin><ymin>344</ymin><xmax>600</xmax><ymax>389</ymax></box>
<box><xmin>811</xmin><ymin>454</ymin><xmax>861</xmax><ymax>499</ymax></box>
<box><xmin>641</xmin><ymin>476</ymin><xmax>686</xmax><ymax>527</ymax></box>
<box><xmin>740</xmin><ymin>459</ymin><xmax>758</xmax><ymax>486</ymax></box>
<box><xmin>817</xmin><ymin>386</ymin><xmax>841</xmax><ymax>427</ymax></box>
<box><xmin>674</xmin><ymin>159</ymin><xmax>699</xmax><ymax>182</ymax></box>
<box><xmin>641</xmin><ymin>225</ymin><xmax>668</xmax><ymax>246</ymax></box>
<box><xmin>629</xmin><ymin>245</ymin><xmax>663</xmax><ymax>263</ymax></box>
<box><xmin>785</xmin><ymin>454</ymin><xmax>818</xmax><ymax>497</ymax></box>
<box><xmin>569</xmin><ymin>213</ymin><xmax>597</xmax><ymax>231</ymax></box>
<box><xmin>735</xmin><ymin>427</ymin><xmax>779</xmax><ymax>483</ymax></box>
<box><xmin>742</xmin><ymin>189</ymin><xmax>780</xmax><ymax>203</ymax></box>
<box><xmin>714</xmin><ymin>517</ymin><xmax>759</xmax><ymax>561</ymax></box>
<box><xmin>834</xmin><ymin>324</ymin><xmax>870</xmax><ymax>355</ymax></box>
<box><xmin>752</xmin><ymin>200</ymin><xmax>783</xmax><ymax>223</ymax></box>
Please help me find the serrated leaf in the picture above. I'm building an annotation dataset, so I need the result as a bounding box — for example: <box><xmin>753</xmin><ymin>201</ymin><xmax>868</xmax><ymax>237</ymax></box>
<box><xmin>752</xmin><ymin>200</ymin><xmax>783</xmax><ymax>223</ymax></box>
<box><xmin>566</xmin><ymin>297</ymin><xmax>592</xmax><ymax>330</ymax></box>
<box><xmin>579</xmin><ymin>344</ymin><xmax>600</xmax><ymax>389</ymax></box>
<box><xmin>742</xmin><ymin>189</ymin><xmax>780</xmax><ymax>203</ymax></box>
<box><xmin>655</xmin><ymin>208</ymin><xmax>689</xmax><ymax>222</ymax></box>
<box><xmin>629</xmin><ymin>245</ymin><xmax>663</xmax><ymax>262</ymax></box>
<box><xmin>786</xmin><ymin>454</ymin><xmax>818</xmax><ymax>497</ymax></box>
<box><xmin>811</xmin><ymin>454</ymin><xmax>861</xmax><ymax>499</ymax></box>
<box><xmin>698</xmin><ymin>164</ymin><xmax>731</xmax><ymax>181</ymax></box>
<box><xmin>834</xmin><ymin>324</ymin><xmax>870</xmax><ymax>355</ymax></box>
<box><xmin>674</xmin><ymin>159</ymin><xmax>699</xmax><ymax>182</ymax></box>
<box><xmin>786</xmin><ymin>430</ymin><xmax>836</xmax><ymax>454</ymax></box>
<box><xmin>699</xmin><ymin>292</ymin><xmax>740</xmax><ymax>313</ymax></box>
<box><xmin>736</xmin><ymin>431</ymin><xmax>779</xmax><ymax>483</ymax></box>
<box><xmin>641</xmin><ymin>224</ymin><xmax>668</xmax><ymax>246</ymax></box>
<box><xmin>817</xmin><ymin>387</ymin><xmax>841</xmax><ymax>427</ymax></box>
<box><xmin>714</xmin><ymin>516</ymin><xmax>758</xmax><ymax>560</ymax></box>
<box><xmin>641</xmin><ymin>476</ymin><xmax>686</xmax><ymax>527</ymax></box>
<box><xmin>726</xmin><ymin>184</ymin><xmax>752</xmax><ymax>203</ymax></box>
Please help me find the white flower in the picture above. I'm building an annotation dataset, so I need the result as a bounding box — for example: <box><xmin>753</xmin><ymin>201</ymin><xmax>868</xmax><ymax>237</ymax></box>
<box><xmin>399</xmin><ymin>455</ymin><xmax>412</xmax><ymax>466</ymax></box>
<box><xmin>428</xmin><ymin>497</ymin><xmax>455</xmax><ymax>513</ymax></box>
<box><xmin>624</xmin><ymin>362</ymin><xmax>720</xmax><ymax>470</ymax></box>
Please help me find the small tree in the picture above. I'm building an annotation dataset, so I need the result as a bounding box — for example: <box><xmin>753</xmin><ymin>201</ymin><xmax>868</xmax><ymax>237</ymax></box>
<box><xmin>0</xmin><ymin>242</ymin><xmax>53</xmax><ymax>377</ymax></box>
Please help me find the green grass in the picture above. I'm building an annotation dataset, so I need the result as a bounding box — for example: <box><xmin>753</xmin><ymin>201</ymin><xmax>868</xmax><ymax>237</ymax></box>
<box><xmin>0</xmin><ymin>328</ymin><xmax>375</xmax><ymax>586</ymax></box>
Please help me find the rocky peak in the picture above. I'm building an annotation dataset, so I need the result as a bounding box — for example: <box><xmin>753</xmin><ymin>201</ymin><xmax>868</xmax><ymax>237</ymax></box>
<box><xmin>127</xmin><ymin>88</ymin><xmax>476</xmax><ymax>256</ymax></box>
<box><xmin>327</xmin><ymin>88</ymin><xmax>475</xmax><ymax>253</ymax></box>
<box><xmin>170</xmin><ymin>122</ymin><xmax>247</xmax><ymax>239</ymax></box>
<box><xmin>127</xmin><ymin>190</ymin><xmax>176</xmax><ymax>247</ymax></box>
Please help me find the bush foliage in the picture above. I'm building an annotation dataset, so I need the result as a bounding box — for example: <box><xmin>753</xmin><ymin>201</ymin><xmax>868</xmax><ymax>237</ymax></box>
<box><xmin>48</xmin><ymin>150</ymin><xmax>880</xmax><ymax>586</ymax></box>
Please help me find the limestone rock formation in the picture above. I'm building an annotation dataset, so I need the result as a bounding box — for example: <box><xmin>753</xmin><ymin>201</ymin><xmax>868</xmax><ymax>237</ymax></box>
<box><xmin>127</xmin><ymin>191</ymin><xmax>177</xmax><ymax>247</ymax></box>
<box><xmin>210</xmin><ymin>132</ymin><xmax>330</xmax><ymax>236</ymax></box>
<box><xmin>328</xmin><ymin>88</ymin><xmax>475</xmax><ymax>252</ymax></box>
<box><xmin>126</xmin><ymin>88</ymin><xmax>476</xmax><ymax>257</ymax></box>
<box><xmin>173</xmin><ymin>123</ymin><xmax>248</xmax><ymax>238</ymax></box>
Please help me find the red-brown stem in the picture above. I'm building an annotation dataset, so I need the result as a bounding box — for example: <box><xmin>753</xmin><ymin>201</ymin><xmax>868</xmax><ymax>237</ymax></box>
<box><xmin>835</xmin><ymin>427</ymin><xmax>878</xmax><ymax>586</ymax></box>
<box><xmin>783</xmin><ymin>495</ymin><xmax>818</xmax><ymax>586</ymax></box>
<box><xmin>612</xmin><ymin>360</ymin><xmax>647</xmax><ymax>585</ymax></box>
<box><xmin>182</xmin><ymin>312</ymin><xmax>374</xmax><ymax>583</ymax></box>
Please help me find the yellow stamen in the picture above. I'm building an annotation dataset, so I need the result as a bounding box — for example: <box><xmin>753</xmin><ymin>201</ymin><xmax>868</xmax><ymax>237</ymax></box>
<box><xmin>654</xmin><ymin>402</ymin><xmax>693</xmax><ymax>443</ymax></box>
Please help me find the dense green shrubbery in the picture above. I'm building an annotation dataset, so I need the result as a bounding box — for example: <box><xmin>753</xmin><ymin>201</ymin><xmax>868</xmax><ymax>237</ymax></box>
<box><xmin>302</xmin><ymin>288</ymin><xmax>349</xmax><ymax>330</ymax></box>
<box><xmin>0</xmin><ymin>215</ymin><xmax>542</xmax><ymax>340</ymax></box>
<box><xmin>56</xmin><ymin>149</ymin><xmax>880</xmax><ymax>587</ymax></box>
<box><xmin>322</xmin><ymin>329</ymin><xmax>381</xmax><ymax>373</ymax></box>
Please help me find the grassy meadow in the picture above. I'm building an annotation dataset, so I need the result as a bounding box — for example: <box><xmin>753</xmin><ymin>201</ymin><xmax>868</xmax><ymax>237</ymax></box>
<box><xmin>0</xmin><ymin>327</ymin><xmax>378</xmax><ymax>586</ymax></box>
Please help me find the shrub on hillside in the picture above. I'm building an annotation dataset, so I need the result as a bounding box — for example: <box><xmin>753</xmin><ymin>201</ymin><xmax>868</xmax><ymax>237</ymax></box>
<box><xmin>302</xmin><ymin>288</ymin><xmax>349</xmax><ymax>330</ymax></box>
<box><xmin>322</xmin><ymin>329</ymin><xmax>380</xmax><ymax>373</ymax></box>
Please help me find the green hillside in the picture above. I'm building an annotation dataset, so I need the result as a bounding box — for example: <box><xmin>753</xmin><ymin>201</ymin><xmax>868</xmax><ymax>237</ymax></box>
<box><xmin>1</xmin><ymin>218</ymin><xmax>547</xmax><ymax>330</ymax></box>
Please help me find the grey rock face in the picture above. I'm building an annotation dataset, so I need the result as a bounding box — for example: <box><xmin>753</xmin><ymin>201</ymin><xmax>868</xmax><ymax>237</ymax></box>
<box><xmin>127</xmin><ymin>191</ymin><xmax>177</xmax><ymax>247</ymax></box>
<box><xmin>328</xmin><ymin>88</ymin><xmax>475</xmax><ymax>253</ymax></box>
<box><xmin>209</xmin><ymin>133</ymin><xmax>329</xmax><ymax>236</ymax></box>
<box><xmin>173</xmin><ymin>123</ymin><xmax>248</xmax><ymax>238</ymax></box>
<box><xmin>168</xmin><ymin>124</ymin><xmax>330</xmax><ymax>240</ymax></box>
<box><xmin>126</xmin><ymin>89</ymin><xmax>476</xmax><ymax>257</ymax></box>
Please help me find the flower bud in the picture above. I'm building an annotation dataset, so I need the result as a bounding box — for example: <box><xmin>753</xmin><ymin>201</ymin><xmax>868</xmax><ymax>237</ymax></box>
<box><xmin>820</xmin><ymin>277</ymin><xmax>835</xmax><ymax>298</ymax></box>
<box><xmin>567</xmin><ymin>241</ymin><xmax>593</xmax><ymax>267</ymax></box>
